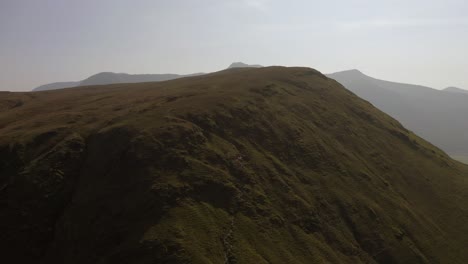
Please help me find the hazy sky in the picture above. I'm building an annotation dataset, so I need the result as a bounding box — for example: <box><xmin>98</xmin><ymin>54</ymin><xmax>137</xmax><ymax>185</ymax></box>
<box><xmin>1</xmin><ymin>0</ymin><xmax>467</xmax><ymax>91</ymax></box>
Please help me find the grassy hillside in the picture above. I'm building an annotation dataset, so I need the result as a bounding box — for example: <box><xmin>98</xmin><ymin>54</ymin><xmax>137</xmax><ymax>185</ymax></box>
<box><xmin>1</xmin><ymin>67</ymin><xmax>468</xmax><ymax>263</ymax></box>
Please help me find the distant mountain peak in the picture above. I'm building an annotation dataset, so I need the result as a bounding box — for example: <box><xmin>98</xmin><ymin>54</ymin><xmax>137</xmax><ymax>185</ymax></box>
<box><xmin>348</xmin><ymin>69</ymin><xmax>364</xmax><ymax>74</ymax></box>
<box><xmin>329</xmin><ymin>69</ymin><xmax>365</xmax><ymax>76</ymax></box>
<box><xmin>228</xmin><ymin>62</ymin><xmax>263</xmax><ymax>69</ymax></box>
<box><xmin>443</xmin><ymin>86</ymin><xmax>468</xmax><ymax>94</ymax></box>
<box><xmin>92</xmin><ymin>71</ymin><xmax>122</xmax><ymax>76</ymax></box>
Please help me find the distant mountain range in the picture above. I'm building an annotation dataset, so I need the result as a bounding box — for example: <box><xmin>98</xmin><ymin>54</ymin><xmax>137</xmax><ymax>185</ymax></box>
<box><xmin>33</xmin><ymin>81</ymin><xmax>81</xmax><ymax>91</ymax></box>
<box><xmin>32</xmin><ymin>72</ymin><xmax>202</xmax><ymax>91</ymax></box>
<box><xmin>327</xmin><ymin>69</ymin><xmax>468</xmax><ymax>156</ymax></box>
<box><xmin>32</xmin><ymin>62</ymin><xmax>262</xmax><ymax>91</ymax></box>
<box><xmin>228</xmin><ymin>62</ymin><xmax>263</xmax><ymax>69</ymax></box>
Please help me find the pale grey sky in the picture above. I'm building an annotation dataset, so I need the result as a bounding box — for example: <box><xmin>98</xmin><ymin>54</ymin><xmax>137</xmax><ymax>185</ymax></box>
<box><xmin>1</xmin><ymin>0</ymin><xmax>467</xmax><ymax>91</ymax></box>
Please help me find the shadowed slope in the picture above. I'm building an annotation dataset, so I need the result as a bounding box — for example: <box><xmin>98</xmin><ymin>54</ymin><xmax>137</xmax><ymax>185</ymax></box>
<box><xmin>1</xmin><ymin>67</ymin><xmax>468</xmax><ymax>263</ymax></box>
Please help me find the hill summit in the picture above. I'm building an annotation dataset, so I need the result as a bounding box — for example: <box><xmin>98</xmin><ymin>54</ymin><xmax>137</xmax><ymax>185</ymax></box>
<box><xmin>227</xmin><ymin>62</ymin><xmax>263</xmax><ymax>69</ymax></box>
<box><xmin>1</xmin><ymin>67</ymin><xmax>468</xmax><ymax>263</ymax></box>
<box><xmin>443</xmin><ymin>86</ymin><xmax>468</xmax><ymax>94</ymax></box>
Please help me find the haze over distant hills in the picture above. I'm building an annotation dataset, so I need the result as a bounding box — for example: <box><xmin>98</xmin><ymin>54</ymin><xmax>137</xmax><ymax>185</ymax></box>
<box><xmin>32</xmin><ymin>72</ymin><xmax>202</xmax><ymax>91</ymax></box>
<box><xmin>32</xmin><ymin>62</ymin><xmax>262</xmax><ymax>91</ymax></box>
<box><xmin>33</xmin><ymin>81</ymin><xmax>81</xmax><ymax>91</ymax></box>
<box><xmin>327</xmin><ymin>69</ymin><xmax>468</xmax><ymax>156</ymax></box>
<box><xmin>228</xmin><ymin>62</ymin><xmax>263</xmax><ymax>69</ymax></box>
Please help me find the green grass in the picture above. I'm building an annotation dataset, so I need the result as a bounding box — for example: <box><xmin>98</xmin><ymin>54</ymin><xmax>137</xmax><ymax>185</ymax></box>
<box><xmin>1</xmin><ymin>67</ymin><xmax>468</xmax><ymax>263</ymax></box>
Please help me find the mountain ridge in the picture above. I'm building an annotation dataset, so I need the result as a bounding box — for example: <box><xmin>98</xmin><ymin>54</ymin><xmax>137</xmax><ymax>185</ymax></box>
<box><xmin>33</xmin><ymin>72</ymin><xmax>203</xmax><ymax>91</ymax></box>
<box><xmin>228</xmin><ymin>62</ymin><xmax>263</xmax><ymax>69</ymax></box>
<box><xmin>2</xmin><ymin>66</ymin><xmax>468</xmax><ymax>263</ymax></box>
<box><xmin>32</xmin><ymin>62</ymin><xmax>263</xmax><ymax>91</ymax></box>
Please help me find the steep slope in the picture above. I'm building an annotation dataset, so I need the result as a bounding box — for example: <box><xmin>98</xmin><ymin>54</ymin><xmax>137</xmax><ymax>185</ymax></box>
<box><xmin>327</xmin><ymin>70</ymin><xmax>468</xmax><ymax>156</ymax></box>
<box><xmin>1</xmin><ymin>67</ymin><xmax>468</xmax><ymax>263</ymax></box>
